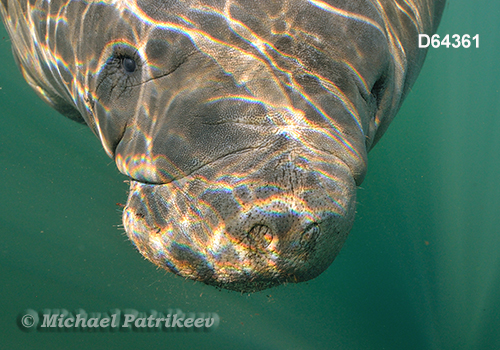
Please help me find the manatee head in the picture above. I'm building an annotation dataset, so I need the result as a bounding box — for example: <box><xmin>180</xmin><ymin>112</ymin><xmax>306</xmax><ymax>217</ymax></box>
<box><xmin>8</xmin><ymin>0</ymin><xmax>403</xmax><ymax>292</ymax></box>
<box><xmin>84</xmin><ymin>1</ymin><xmax>394</xmax><ymax>292</ymax></box>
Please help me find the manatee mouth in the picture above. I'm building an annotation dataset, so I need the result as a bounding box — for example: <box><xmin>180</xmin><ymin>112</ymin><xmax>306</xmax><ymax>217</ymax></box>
<box><xmin>122</xmin><ymin>147</ymin><xmax>356</xmax><ymax>292</ymax></box>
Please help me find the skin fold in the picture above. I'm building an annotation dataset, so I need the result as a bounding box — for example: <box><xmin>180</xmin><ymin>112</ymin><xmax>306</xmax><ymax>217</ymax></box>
<box><xmin>1</xmin><ymin>0</ymin><xmax>445</xmax><ymax>292</ymax></box>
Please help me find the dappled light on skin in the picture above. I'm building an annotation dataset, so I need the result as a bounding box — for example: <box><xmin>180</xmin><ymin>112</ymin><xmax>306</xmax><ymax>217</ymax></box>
<box><xmin>308</xmin><ymin>0</ymin><xmax>385</xmax><ymax>33</ymax></box>
<box><xmin>123</xmin><ymin>151</ymin><xmax>354</xmax><ymax>291</ymax></box>
<box><xmin>0</xmin><ymin>0</ymin><xmax>444</xmax><ymax>291</ymax></box>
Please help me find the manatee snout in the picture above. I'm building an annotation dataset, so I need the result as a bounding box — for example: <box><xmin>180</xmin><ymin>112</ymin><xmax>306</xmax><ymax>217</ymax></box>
<box><xmin>123</xmin><ymin>148</ymin><xmax>356</xmax><ymax>292</ymax></box>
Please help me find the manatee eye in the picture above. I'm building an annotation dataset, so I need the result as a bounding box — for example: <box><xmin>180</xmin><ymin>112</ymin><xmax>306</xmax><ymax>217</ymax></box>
<box><xmin>122</xmin><ymin>57</ymin><xmax>137</xmax><ymax>73</ymax></box>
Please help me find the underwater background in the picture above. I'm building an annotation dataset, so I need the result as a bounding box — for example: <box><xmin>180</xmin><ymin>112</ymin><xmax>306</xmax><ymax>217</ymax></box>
<box><xmin>1</xmin><ymin>1</ymin><xmax>499</xmax><ymax>349</ymax></box>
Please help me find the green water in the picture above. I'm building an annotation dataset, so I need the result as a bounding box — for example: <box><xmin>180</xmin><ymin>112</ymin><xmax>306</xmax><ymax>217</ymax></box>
<box><xmin>1</xmin><ymin>1</ymin><xmax>499</xmax><ymax>349</ymax></box>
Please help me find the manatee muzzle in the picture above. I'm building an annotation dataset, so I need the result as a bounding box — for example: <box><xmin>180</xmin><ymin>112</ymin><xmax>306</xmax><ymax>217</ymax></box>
<box><xmin>122</xmin><ymin>145</ymin><xmax>356</xmax><ymax>292</ymax></box>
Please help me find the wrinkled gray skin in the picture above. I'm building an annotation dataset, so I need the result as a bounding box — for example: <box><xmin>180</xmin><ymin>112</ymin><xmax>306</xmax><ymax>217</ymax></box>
<box><xmin>1</xmin><ymin>0</ymin><xmax>445</xmax><ymax>292</ymax></box>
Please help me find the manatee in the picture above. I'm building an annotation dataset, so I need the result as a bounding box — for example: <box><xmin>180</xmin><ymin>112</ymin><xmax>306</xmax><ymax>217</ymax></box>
<box><xmin>1</xmin><ymin>0</ymin><xmax>445</xmax><ymax>292</ymax></box>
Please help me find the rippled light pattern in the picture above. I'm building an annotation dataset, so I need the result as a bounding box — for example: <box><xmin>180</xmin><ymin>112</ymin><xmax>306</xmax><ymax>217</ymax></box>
<box><xmin>1</xmin><ymin>0</ymin><xmax>445</xmax><ymax>292</ymax></box>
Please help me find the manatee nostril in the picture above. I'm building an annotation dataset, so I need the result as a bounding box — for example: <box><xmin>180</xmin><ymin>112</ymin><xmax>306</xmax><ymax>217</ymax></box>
<box><xmin>122</xmin><ymin>57</ymin><xmax>137</xmax><ymax>73</ymax></box>
<box><xmin>300</xmin><ymin>223</ymin><xmax>320</xmax><ymax>248</ymax></box>
<box><xmin>247</xmin><ymin>224</ymin><xmax>274</xmax><ymax>249</ymax></box>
